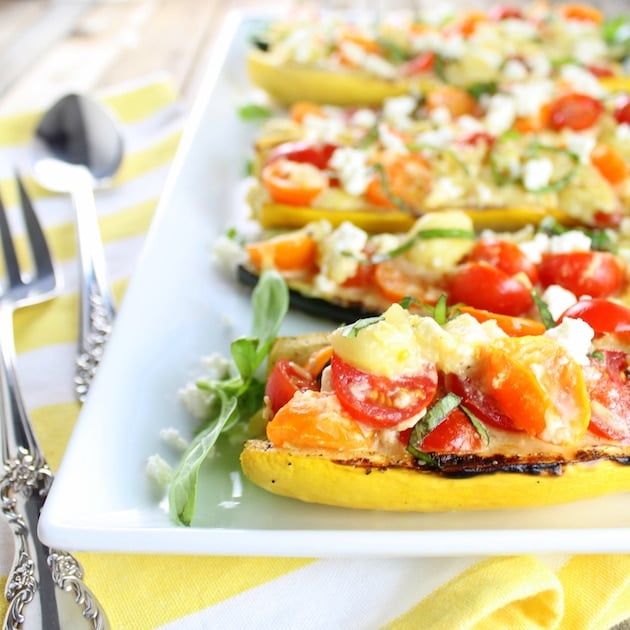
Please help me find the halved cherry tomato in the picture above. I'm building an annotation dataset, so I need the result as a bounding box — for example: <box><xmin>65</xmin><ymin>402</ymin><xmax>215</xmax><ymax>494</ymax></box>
<box><xmin>420</xmin><ymin>407</ymin><xmax>484</xmax><ymax>452</ymax></box>
<box><xmin>590</xmin><ymin>144</ymin><xmax>628</xmax><ymax>185</ymax></box>
<box><xmin>443</xmin><ymin>11</ymin><xmax>487</xmax><ymax>37</ymax></box>
<box><xmin>457</xmin><ymin>131</ymin><xmax>495</xmax><ymax>148</ymax></box>
<box><xmin>586</xmin><ymin>64</ymin><xmax>614</xmax><ymax>78</ymax></box>
<box><xmin>583</xmin><ymin>351</ymin><xmax>630</xmax><ymax>442</ymax></box>
<box><xmin>266</xmin><ymin>390</ymin><xmax>374</xmax><ymax>451</ymax></box>
<box><xmin>261</xmin><ymin>158</ymin><xmax>328</xmax><ymax>205</ymax></box>
<box><xmin>478</xmin><ymin>335</ymin><xmax>590</xmax><ymax>444</ymax></box>
<box><xmin>468</xmin><ymin>238</ymin><xmax>538</xmax><ymax>284</ymax></box>
<box><xmin>342</xmin><ymin>262</ymin><xmax>376</xmax><ymax>289</ymax></box>
<box><xmin>246</xmin><ymin>231</ymin><xmax>318</xmax><ymax>272</ymax></box>
<box><xmin>514</xmin><ymin>102</ymin><xmax>551</xmax><ymax>134</ymax></box>
<box><xmin>548</xmin><ymin>93</ymin><xmax>603</xmax><ymax>131</ymax></box>
<box><xmin>426</xmin><ymin>85</ymin><xmax>478</xmax><ymax>118</ymax></box>
<box><xmin>559</xmin><ymin>298</ymin><xmax>630</xmax><ymax>336</ymax></box>
<box><xmin>265</xmin><ymin>359</ymin><xmax>318</xmax><ymax>415</ymax></box>
<box><xmin>593</xmin><ymin>210</ymin><xmax>623</xmax><ymax>229</ymax></box>
<box><xmin>444</xmin><ymin>372</ymin><xmax>517</xmax><ymax>431</ymax></box>
<box><xmin>264</xmin><ymin>142</ymin><xmax>338</xmax><ymax>171</ymax></box>
<box><xmin>537</xmin><ymin>251</ymin><xmax>625</xmax><ymax>298</ymax></box>
<box><xmin>330</xmin><ymin>353</ymin><xmax>438</xmax><ymax>427</ymax></box>
<box><xmin>458</xmin><ymin>306</ymin><xmax>546</xmax><ymax>337</ymax></box>
<box><xmin>374</xmin><ymin>259</ymin><xmax>436</xmax><ymax>303</ymax></box>
<box><xmin>448</xmin><ymin>262</ymin><xmax>533</xmax><ymax>316</ymax></box>
<box><xmin>488</xmin><ymin>5</ymin><xmax>524</xmax><ymax>20</ymax></box>
<box><xmin>365</xmin><ymin>153</ymin><xmax>431</xmax><ymax>211</ymax></box>
<box><xmin>558</xmin><ymin>3</ymin><xmax>604</xmax><ymax>23</ymax></box>
<box><xmin>615</xmin><ymin>96</ymin><xmax>630</xmax><ymax>125</ymax></box>
<box><xmin>401</xmin><ymin>51</ymin><xmax>436</xmax><ymax>76</ymax></box>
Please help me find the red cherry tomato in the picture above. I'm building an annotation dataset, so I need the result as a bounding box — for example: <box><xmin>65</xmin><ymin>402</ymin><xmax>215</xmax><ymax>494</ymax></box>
<box><xmin>330</xmin><ymin>353</ymin><xmax>438</xmax><ymax>427</ymax></box>
<box><xmin>401</xmin><ymin>51</ymin><xmax>436</xmax><ymax>76</ymax></box>
<box><xmin>614</xmin><ymin>96</ymin><xmax>630</xmax><ymax>125</ymax></box>
<box><xmin>548</xmin><ymin>93</ymin><xmax>603</xmax><ymax>131</ymax></box>
<box><xmin>583</xmin><ymin>351</ymin><xmax>630</xmax><ymax>442</ymax></box>
<box><xmin>448</xmin><ymin>262</ymin><xmax>534</xmax><ymax>316</ymax></box>
<box><xmin>560</xmin><ymin>298</ymin><xmax>630</xmax><ymax>336</ymax></box>
<box><xmin>488</xmin><ymin>5</ymin><xmax>524</xmax><ymax>20</ymax></box>
<box><xmin>468</xmin><ymin>238</ymin><xmax>538</xmax><ymax>284</ymax></box>
<box><xmin>586</xmin><ymin>64</ymin><xmax>614</xmax><ymax>78</ymax></box>
<box><xmin>420</xmin><ymin>407</ymin><xmax>484</xmax><ymax>452</ymax></box>
<box><xmin>537</xmin><ymin>251</ymin><xmax>625</xmax><ymax>298</ymax></box>
<box><xmin>265</xmin><ymin>359</ymin><xmax>318</xmax><ymax>415</ymax></box>
<box><xmin>443</xmin><ymin>373</ymin><xmax>518</xmax><ymax>431</ymax></box>
<box><xmin>264</xmin><ymin>142</ymin><xmax>338</xmax><ymax>170</ymax></box>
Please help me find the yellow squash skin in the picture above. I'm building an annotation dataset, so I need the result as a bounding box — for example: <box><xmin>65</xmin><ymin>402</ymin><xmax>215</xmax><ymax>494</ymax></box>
<box><xmin>241</xmin><ymin>440</ymin><xmax>630</xmax><ymax>511</ymax></box>
<box><xmin>247</xmin><ymin>51</ymin><xmax>435</xmax><ymax>106</ymax></box>
<box><xmin>258</xmin><ymin>202</ymin><xmax>576</xmax><ymax>233</ymax></box>
<box><xmin>248</xmin><ymin>51</ymin><xmax>630</xmax><ymax>106</ymax></box>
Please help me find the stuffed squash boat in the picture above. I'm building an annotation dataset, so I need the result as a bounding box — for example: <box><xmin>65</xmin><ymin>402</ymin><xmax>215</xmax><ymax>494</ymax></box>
<box><xmin>233</xmin><ymin>209</ymin><xmax>630</xmax><ymax>323</ymax></box>
<box><xmin>247</xmin><ymin>80</ymin><xmax>630</xmax><ymax>233</ymax></box>
<box><xmin>241</xmin><ymin>299</ymin><xmax>630</xmax><ymax>511</ymax></box>
<box><xmin>248</xmin><ymin>2</ymin><xmax>630</xmax><ymax>106</ymax></box>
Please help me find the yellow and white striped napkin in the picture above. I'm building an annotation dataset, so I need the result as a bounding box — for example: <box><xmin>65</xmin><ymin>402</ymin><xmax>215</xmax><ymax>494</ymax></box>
<box><xmin>0</xmin><ymin>76</ymin><xmax>629</xmax><ymax>630</ymax></box>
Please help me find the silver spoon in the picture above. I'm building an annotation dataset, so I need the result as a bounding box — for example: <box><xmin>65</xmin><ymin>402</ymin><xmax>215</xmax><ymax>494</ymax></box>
<box><xmin>32</xmin><ymin>93</ymin><xmax>123</xmax><ymax>403</ymax></box>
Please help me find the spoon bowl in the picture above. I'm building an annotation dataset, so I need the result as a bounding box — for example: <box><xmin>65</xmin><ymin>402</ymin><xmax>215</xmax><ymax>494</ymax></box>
<box><xmin>32</xmin><ymin>92</ymin><xmax>124</xmax><ymax>402</ymax></box>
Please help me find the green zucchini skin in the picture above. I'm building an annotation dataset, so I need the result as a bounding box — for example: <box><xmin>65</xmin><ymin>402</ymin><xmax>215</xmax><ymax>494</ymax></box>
<box><xmin>237</xmin><ymin>265</ymin><xmax>378</xmax><ymax>323</ymax></box>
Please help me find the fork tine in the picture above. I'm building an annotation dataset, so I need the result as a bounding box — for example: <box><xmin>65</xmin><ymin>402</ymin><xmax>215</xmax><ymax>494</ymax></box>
<box><xmin>15</xmin><ymin>171</ymin><xmax>55</xmax><ymax>279</ymax></box>
<box><xmin>0</xmin><ymin>183</ymin><xmax>23</xmax><ymax>288</ymax></box>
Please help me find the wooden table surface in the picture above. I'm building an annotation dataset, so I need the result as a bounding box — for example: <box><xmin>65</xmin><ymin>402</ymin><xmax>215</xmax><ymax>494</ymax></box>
<box><xmin>0</xmin><ymin>0</ymin><xmax>293</xmax><ymax>116</ymax></box>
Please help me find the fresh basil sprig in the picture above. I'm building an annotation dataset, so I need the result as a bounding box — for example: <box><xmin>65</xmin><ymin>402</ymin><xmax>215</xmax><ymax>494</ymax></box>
<box><xmin>169</xmin><ymin>270</ymin><xmax>289</xmax><ymax>526</ymax></box>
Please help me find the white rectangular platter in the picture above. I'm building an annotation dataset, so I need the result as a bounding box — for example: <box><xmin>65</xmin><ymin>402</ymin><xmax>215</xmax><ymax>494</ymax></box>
<box><xmin>39</xmin><ymin>10</ymin><xmax>630</xmax><ymax>557</ymax></box>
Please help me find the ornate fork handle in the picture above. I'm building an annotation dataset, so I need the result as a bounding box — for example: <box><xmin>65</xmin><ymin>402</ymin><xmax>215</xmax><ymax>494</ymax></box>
<box><xmin>1</xmin><ymin>450</ymin><xmax>108</xmax><ymax>630</ymax></box>
<box><xmin>0</xmin><ymin>304</ymin><xmax>110</xmax><ymax>629</ymax></box>
<box><xmin>70</xmin><ymin>174</ymin><xmax>116</xmax><ymax>403</ymax></box>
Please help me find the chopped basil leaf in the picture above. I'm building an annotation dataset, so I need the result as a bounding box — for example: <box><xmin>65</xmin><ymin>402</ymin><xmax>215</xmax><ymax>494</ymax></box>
<box><xmin>531</xmin><ymin>289</ymin><xmax>556</xmax><ymax>329</ymax></box>
<box><xmin>344</xmin><ymin>316</ymin><xmax>384</xmax><ymax>338</ymax></box>
<box><xmin>169</xmin><ymin>271</ymin><xmax>289</xmax><ymax>526</ymax></box>
<box><xmin>407</xmin><ymin>392</ymin><xmax>462</xmax><ymax>457</ymax></box>
<box><xmin>460</xmin><ymin>404</ymin><xmax>489</xmax><ymax>446</ymax></box>
<box><xmin>433</xmin><ymin>294</ymin><xmax>448</xmax><ymax>326</ymax></box>
<box><xmin>467</xmin><ymin>81</ymin><xmax>497</xmax><ymax>100</ymax></box>
<box><xmin>590</xmin><ymin>350</ymin><xmax>605</xmax><ymax>362</ymax></box>
<box><xmin>372</xmin><ymin>227</ymin><xmax>475</xmax><ymax>262</ymax></box>
<box><xmin>238</xmin><ymin>103</ymin><xmax>273</xmax><ymax>121</ymax></box>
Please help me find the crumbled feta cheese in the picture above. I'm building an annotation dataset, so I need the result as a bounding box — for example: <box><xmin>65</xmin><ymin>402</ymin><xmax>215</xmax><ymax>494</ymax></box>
<box><xmin>178</xmin><ymin>382</ymin><xmax>214</xmax><ymax>421</ymax></box>
<box><xmin>562</xmin><ymin>130</ymin><xmax>597</xmax><ymax>164</ymax></box>
<box><xmin>363</xmin><ymin>53</ymin><xmax>398</xmax><ymax>79</ymax></box>
<box><xmin>415</xmin><ymin>126</ymin><xmax>454</xmax><ymax>148</ymax></box>
<box><xmin>350</xmin><ymin>108</ymin><xmax>377</xmax><ymax>128</ymax></box>
<box><xmin>318</xmin><ymin>221</ymin><xmax>368</xmax><ymax>285</ymax></box>
<box><xmin>541</xmin><ymin>284</ymin><xmax>578</xmax><ymax>320</ymax></box>
<box><xmin>549</xmin><ymin>230</ymin><xmax>592</xmax><ymax>254</ymax></box>
<box><xmin>518</xmin><ymin>233</ymin><xmax>550</xmax><ymax>264</ymax></box>
<box><xmin>378</xmin><ymin>123</ymin><xmax>409</xmax><ymax>153</ymax></box>
<box><xmin>302</xmin><ymin>113</ymin><xmax>345</xmax><ymax>143</ymax></box>
<box><xmin>560</xmin><ymin>64</ymin><xmax>605</xmax><ymax>99</ymax></box>
<box><xmin>502</xmin><ymin>58</ymin><xmax>529</xmax><ymax>81</ymax></box>
<box><xmin>544</xmin><ymin>317</ymin><xmax>594</xmax><ymax>365</ymax></box>
<box><xmin>146</xmin><ymin>454</ymin><xmax>173</xmax><ymax>486</ymax></box>
<box><xmin>213</xmin><ymin>235</ymin><xmax>248</xmax><ymax>276</ymax></box>
<box><xmin>509</xmin><ymin>80</ymin><xmax>553</xmax><ymax>116</ymax></box>
<box><xmin>573</xmin><ymin>37</ymin><xmax>607</xmax><ymax>65</ymax></box>
<box><xmin>330</xmin><ymin>147</ymin><xmax>371</xmax><ymax>195</ymax></box>
<box><xmin>429</xmin><ymin>106</ymin><xmax>451</xmax><ymax>126</ymax></box>
<box><xmin>617</xmin><ymin>123</ymin><xmax>630</xmax><ymax>143</ymax></box>
<box><xmin>159</xmin><ymin>427</ymin><xmax>189</xmax><ymax>451</ymax></box>
<box><xmin>522</xmin><ymin>157</ymin><xmax>553</xmax><ymax>191</ymax></box>
<box><xmin>484</xmin><ymin>94</ymin><xmax>516</xmax><ymax>135</ymax></box>
<box><xmin>383</xmin><ymin>95</ymin><xmax>418</xmax><ymax>126</ymax></box>
<box><xmin>457</xmin><ymin>115</ymin><xmax>485</xmax><ymax>134</ymax></box>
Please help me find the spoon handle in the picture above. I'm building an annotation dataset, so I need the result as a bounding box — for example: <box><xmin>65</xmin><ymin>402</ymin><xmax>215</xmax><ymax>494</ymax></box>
<box><xmin>69</xmin><ymin>173</ymin><xmax>116</xmax><ymax>403</ymax></box>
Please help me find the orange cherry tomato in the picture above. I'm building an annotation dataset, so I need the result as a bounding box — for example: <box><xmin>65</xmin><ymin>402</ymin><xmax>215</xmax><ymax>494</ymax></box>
<box><xmin>538</xmin><ymin>251</ymin><xmax>625</xmax><ymax>299</ymax></box>
<box><xmin>590</xmin><ymin>144</ymin><xmax>628</xmax><ymax>185</ymax></box>
<box><xmin>426</xmin><ymin>85</ymin><xmax>478</xmax><ymax>118</ymax></box>
<box><xmin>548</xmin><ymin>93</ymin><xmax>603</xmax><ymax>131</ymax></box>
<box><xmin>261</xmin><ymin>158</ymin><xmax>328</xmax><ymax>206</ymax></box>
<box><xmin>457</xmin><ymin>306</ymin><xmax>546</xmax><ymax>337</ymax></box>
<box><xmin>558</xmin><ymin>3</ymin><xmax>604</xmax><ymax>23</ymax></box>
<box><xmin>478</xmin><ymin>336</ymin><xmax>590</xmax><ymax>444</ymax></box>
<box><xmin>365</xmin><ymin>153</ymin><xmax>431</xmax><ymax>211</ymax></box>
<box><xmin>374</xmin><ymin>259</ymin><xmax>437</xmax><ymax>303</ymax></box>
<box><xmin>246</xmin><ymin>231</ymin><xmax>318</xmax><ymax>272</ymax></box>
<box><xmin>266</xmin><ymin>390</ymin><xmax>374</xmax><ymax>452</ymax></box>
<box><xmin>289</xmin><ymin>101</ymin><xmax>325</xmax><ymax>124</ymax></box>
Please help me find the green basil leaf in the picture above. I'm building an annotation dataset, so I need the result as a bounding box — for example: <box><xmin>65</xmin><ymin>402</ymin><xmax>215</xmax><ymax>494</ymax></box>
<box><xmin>238</xmin><ymin>103</ymin><xmax>273</xmax><ymax>121</ymax></box>
<box><xmin>372</xmin><ymin>228</ymin><xmax>475</xmax><ymax>262</ymax></box>
<box><xmin>407</xmin><ymin>392</ymin><xmax>462</xmax><ymax>457</ymax></box>
<box><xmin>531</xmin><ymin>289</ymin><xmax>556</xmax><ymax>329</ymax></box>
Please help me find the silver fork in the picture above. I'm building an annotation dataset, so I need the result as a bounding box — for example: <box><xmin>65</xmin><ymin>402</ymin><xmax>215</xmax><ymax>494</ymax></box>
<box><xmin>0</xmin><ymin>174</ymin><xmax>109</xmax><ymax>630</ymax></box>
